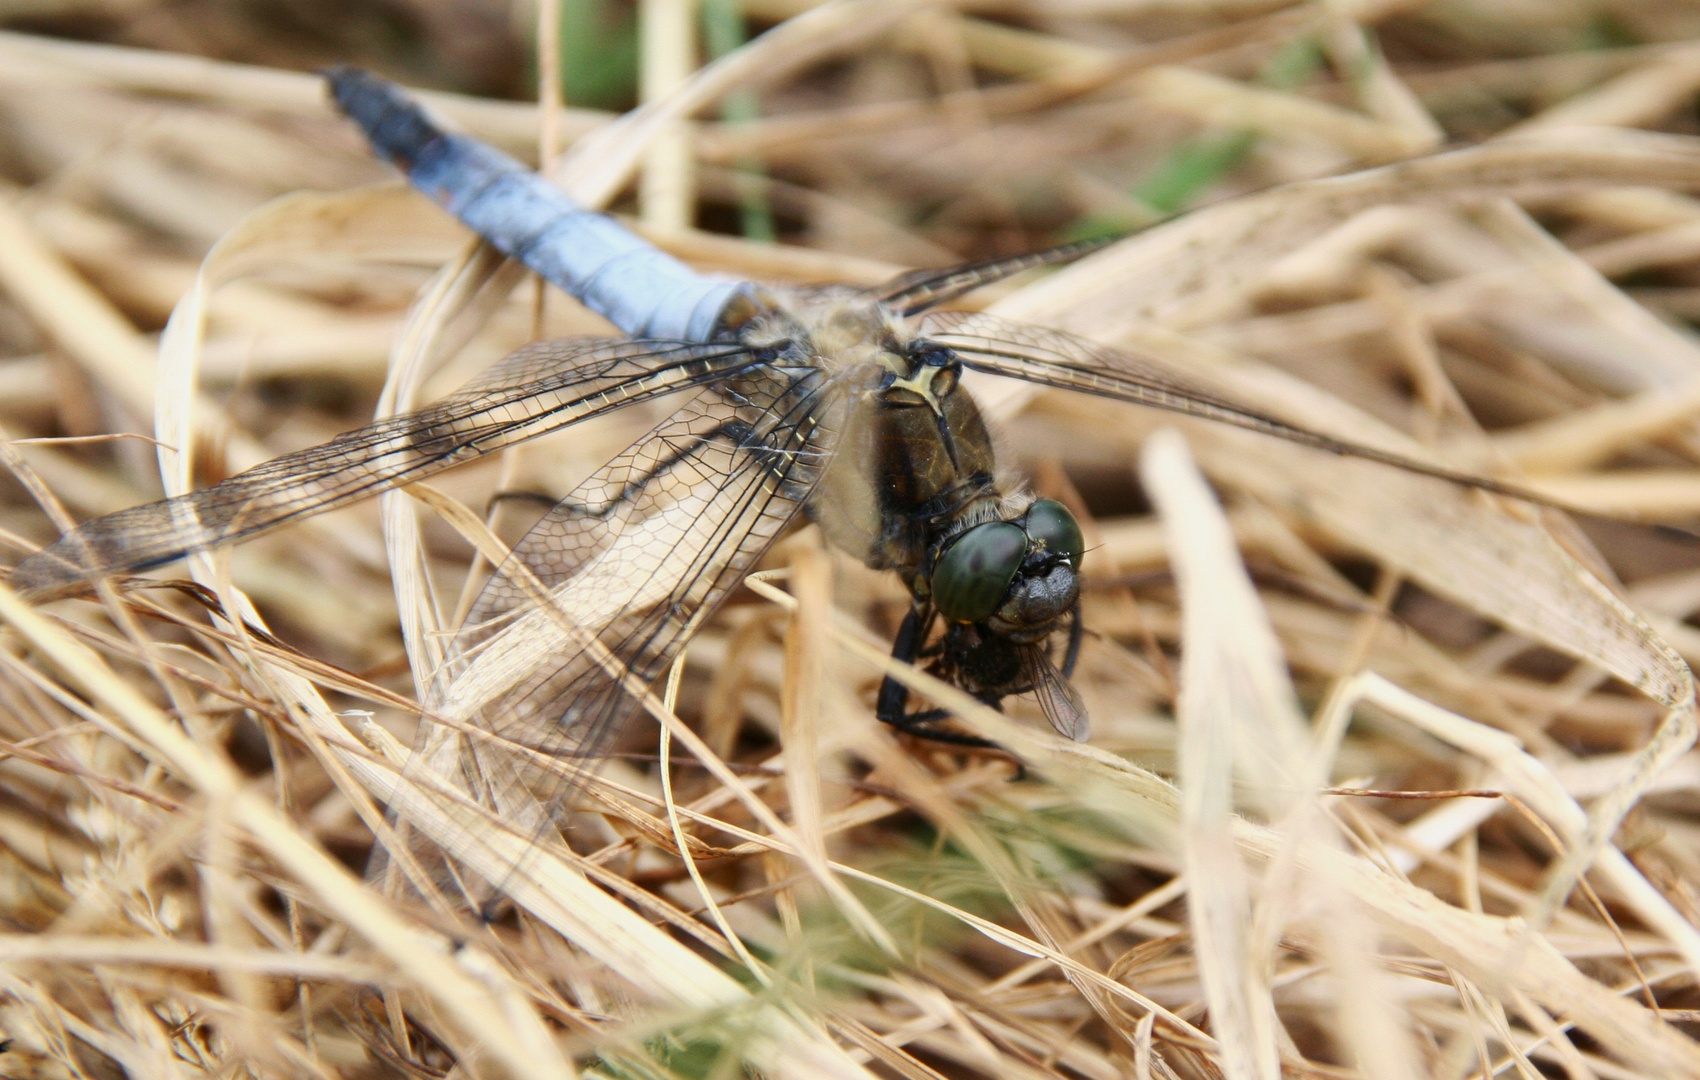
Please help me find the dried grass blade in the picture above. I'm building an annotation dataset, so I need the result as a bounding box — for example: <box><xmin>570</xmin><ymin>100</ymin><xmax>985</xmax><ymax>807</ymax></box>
<box><xmin>780</xmin><ymin>538</ymin><xmax>831</xmax><ymax>892</ymax></box>
<box><xmin>1474</xmin><ymin>198</ymin><xmax>1700</xmax><ymax>392</ymax></box>
<box><xmin>0</xmin><ymin>29</ymin><xmax>607</xmax><ymax>151</ymax></box>
<box><xmin>378</xmin><ymin>243</ymin><xmax>522</xmax><ymax>691</ymax></box>
<box><xmin>0</xmin><ymin>196</ymin><xmax>162</xmax><ymax>424</ymax></box>
<box><xmin>555</xmin><ymin>0</ymin><xmax>917</xmax><ymax>207</ymax></box>
<box><xmin>1141</xmin><ymin>429</ymin><xmax>1285</xmax><ymax>1080</ymax></box>
<box><xmin>1492</xmin><ymin>377</ymin><xmax>1700</xmax><ymax>474</ymax></box>
<box><xmin>1324</xmin><ymin>672</ymin><xmax>1700</xmax><ymax>973</ymax></box>
<box><xmin>993</xmin><ymin>129</ymin><xmax>1700</xmax><ymax>343</ymax></box>
<box><xmin>1136</xmin><ymin>66</ymin><xmax>1430</xmax><ymax>163</ymax></box>
<box><xmin>638</xmin><ymin>0</ymin><xmax>697</xmax><ymax>232</ymax></box>
<box><xmin>749</xmin><ymin>574</ymin><xmax>1167</xmax><ymax>1047</ymax></box>
<box><xmin>827</xmin><ymin>602</ymin><xmax>1700</xmax><ymax>1076</ymax></box>
<box><xmin>1515</xmin><ymin>42</ymin><xmax>1700</xmax><ymax>133</ymax></box>
<box><xmin>0</xmin><ymin>583</ymin><xmax>576</xmax><ymax>1080</ymax></box>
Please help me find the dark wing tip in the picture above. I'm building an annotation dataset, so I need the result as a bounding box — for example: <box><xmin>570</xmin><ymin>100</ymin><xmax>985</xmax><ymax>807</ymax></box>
<box><xmin>11</xmin><ymin>510</ymin><xmax>183</xmax><ymax>602</ymax></box>
<box><xmin>323</xmin><ymin>65</ymin><xmax>442</xmax><ymax>170</ymax></box>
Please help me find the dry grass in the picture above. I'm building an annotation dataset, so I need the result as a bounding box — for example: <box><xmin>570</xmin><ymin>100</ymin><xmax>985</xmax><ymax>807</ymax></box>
<box><xmin>4</xmin><ymin>1</ymin><xmax>1700</xmax><ymax>1078</ymax></box>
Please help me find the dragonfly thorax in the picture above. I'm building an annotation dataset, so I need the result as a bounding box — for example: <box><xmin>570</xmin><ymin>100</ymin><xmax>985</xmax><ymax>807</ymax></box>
<box><xmin>789</xmin><ymin>305</ymin><xmax>1086</xmax><ymax>648</ymax></box>
<box><xmin>732</xmin><ymin>287</ymin><xmax>910</xmax><ymax>373</ymax></box>
<box><xmin>806</xmin><ymin>332</ymin><xmax>997</xmax><ymax>574</ymax></box>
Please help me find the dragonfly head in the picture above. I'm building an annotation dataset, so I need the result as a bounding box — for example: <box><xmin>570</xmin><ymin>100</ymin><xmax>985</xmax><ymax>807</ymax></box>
<box><xmin>928</xmin><ymin>498</ymin><xmax>1083</xmax><ymax>642</ymax></box>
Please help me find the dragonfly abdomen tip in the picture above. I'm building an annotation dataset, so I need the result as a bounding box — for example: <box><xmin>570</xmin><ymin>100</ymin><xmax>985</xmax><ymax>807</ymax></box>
<box><xmin>325</xmin><ymin>65</ymin><xmax>441</xmax><ymax>172</ymax></box>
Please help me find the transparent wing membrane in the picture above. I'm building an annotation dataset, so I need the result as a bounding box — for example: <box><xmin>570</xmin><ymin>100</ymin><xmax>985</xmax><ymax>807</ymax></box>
<box><xmin>878</xmin><ymin>238</ymin><xmax>1114</xmax><ymax>315</ymax></box>
<box><xmin>12</xmin><ymin>338</ymin><xmax>759</xmax><ymax>599</ymax></box>
<box><xmin>382</xmin><ymin>362</ymin><xmax>840</xmax><ymax>908</ymax></box>
<box><xmin>924</xmin><ymin>310</ymin><xmax>1562</xmax><ymax>506</ymax></box>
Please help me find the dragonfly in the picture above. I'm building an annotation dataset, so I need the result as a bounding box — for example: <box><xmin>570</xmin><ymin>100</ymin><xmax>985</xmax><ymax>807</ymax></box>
<box><xmin>13</xmin><ymin>69</ymin><xmax>1550</xmax><ymax>788</ymax></box>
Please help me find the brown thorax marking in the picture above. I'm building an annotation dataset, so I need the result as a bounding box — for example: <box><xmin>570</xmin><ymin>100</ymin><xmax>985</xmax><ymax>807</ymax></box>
<box><xmin>768</xmin><ymin>292</ymin><xmax>957</xmax><ymax>415</ymax></box>
<box><xmin>737</xmin><ymin>286</ymin><xmax>914</xmax><ymax>378</ymax></box>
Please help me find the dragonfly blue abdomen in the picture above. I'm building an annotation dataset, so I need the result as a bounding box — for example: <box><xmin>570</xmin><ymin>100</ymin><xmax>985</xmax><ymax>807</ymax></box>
<box><xmin>327</xmin><ymin>66</ymin><xmax>746</xmax><ymax>343</ymax></box>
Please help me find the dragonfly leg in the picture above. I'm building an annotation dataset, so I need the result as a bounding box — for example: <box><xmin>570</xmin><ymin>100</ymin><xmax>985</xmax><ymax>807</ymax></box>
<box><xmin>1060</xmin><ymin>602</ymin><xmax>1084</xmax><ymax>678</ymax></box>
<box><xmin>877</xmin><ymin>605</ymin><xmax>1004</xmax><ymax>750</ymax></box>
<box><xmin>890</xmin><ymin>715</ymin><xmax>1005</xmax><ymax>750</ymax></box>
<box><xmin>889</xmin><ymin>703</ymin><xmax>1025</xmax><ymax>781</ymax></box>
<box><xmin>875</xmin><ymin>605</ymin><xmax>927</xmax><ymax>725</ymax></box>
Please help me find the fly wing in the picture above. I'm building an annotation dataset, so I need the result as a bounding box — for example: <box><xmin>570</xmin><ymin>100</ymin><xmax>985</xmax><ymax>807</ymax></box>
<box><xmin>12</xmin><ymin>338</ymin><xmax>758</xmax><ymax>600</ymax></box>
<box><xmin>922</xmin><ymin>311</ymin><xmax>1551</xmax><ymax>503</ymax></box>
<box><xmin>1019</xmin><ymin>643</ymin><xmax>1089</xmax><ymax>742</ymax></box>
<box><xmin>389</xmin><ymin>362</ymin><xmax>838</xmax><ymax>905</ymax></box>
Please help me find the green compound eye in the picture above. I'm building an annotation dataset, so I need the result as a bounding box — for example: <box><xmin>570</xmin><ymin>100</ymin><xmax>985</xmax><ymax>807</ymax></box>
<box><xmin>931</xmin><ymin>521</ymin><xmax>1027</xmax><ymax>623</ymax></box>
<box><xmin>1024</xmin><ymin>499</ymin><xmax>1084</xmax><ymax>564</ymax></box>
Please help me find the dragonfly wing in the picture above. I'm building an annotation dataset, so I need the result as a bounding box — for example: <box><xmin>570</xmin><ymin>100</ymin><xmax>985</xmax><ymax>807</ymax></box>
<box><xmin>922</xmin><ymin>311</ymin><xmax>1544</xmax><ymax>501</ymax></box>
<box><xmin>398</xmin><ymin>365</ymin><xmax>838</xmax><ymax>899</ymax></box>
<box><xmin>878</xmin><ymin>237</ymin><xmax>1114</xmax><ymax>316</ymax></box>
<box><xmin>12</xmin><ymin>338</ymin><xmax>759</xmax><ymax>600</ymax></box>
